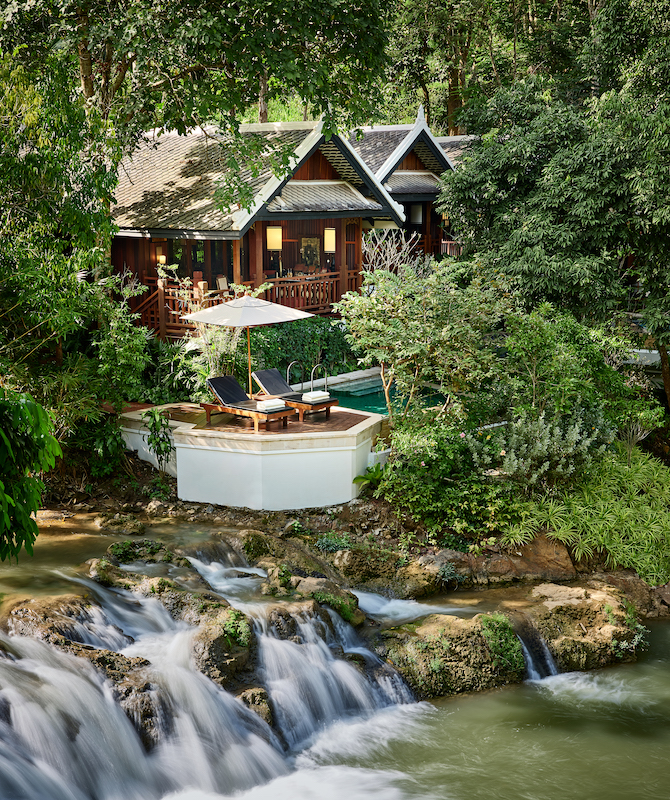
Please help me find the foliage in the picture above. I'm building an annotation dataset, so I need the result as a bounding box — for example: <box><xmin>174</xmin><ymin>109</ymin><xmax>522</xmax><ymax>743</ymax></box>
<box><xmin>479</xmin><ymin>613</ymin><xmax>525</xmax><ymax>673</ymax></box>
<box><xmin>222</xmin><ymin>610</ymin><xmax>252</xmax><ymax>649</ymax></box>
<box><xmin>141</xmin><ymin>338</ymin><xmax>200</xmax><ymax>405</ymax></box>
<box><xmin>0</xmin><ymin>388</ymin><xmax>61</xmax><ymax>561</ymax></box>
<box><xmin>436</xmin><ymin>561</ymin><xmax>463</xmax><ymax>588</ymax></box>
<box><xmin>379</xmin><ymin>412</ymin><xmax>518</xmax><ymax>543</ymax></box>
<box><xmin>501</xmin><ymin>446</ymin><xmax>670</xmax><ymax>585</ymax></box>
<box><xmin>141</xmin><ymin>408</ymin><xmax>175</xmax><ymax>477</ymax></box>
<box><xmin>71</xmin><ymin>418</ymin><xmax>127</xmax><ymax>479</ymax></box>
<box><xmin>315</xmin><ymin>532</ymin><xmax>352</xmax><ymax>553</ymax></box>
<box><xmin>352</xmin><ymin>462</ymin><xmax>385</xmax><ymax>494</ymax></box>
<box><xmin>335</xmin><ymin>251</ymin><xmax>510</xmax><ymax>426</ymax></box>
<box><xmin>469</xmin><ymin>409</ymin><xmax>615</xmax><ymax>494</ymax></box>
<box><xmin>1</xmin><ymin>0</ymin><xmax>388</xmax><ymax>200</ymax></box>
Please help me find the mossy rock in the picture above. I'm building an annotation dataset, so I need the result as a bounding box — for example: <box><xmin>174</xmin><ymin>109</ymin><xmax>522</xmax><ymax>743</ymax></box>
<box><xmin>376</xmin><ymin>613</ymin><xmax>525</xmax><ymax>700</ymax></box>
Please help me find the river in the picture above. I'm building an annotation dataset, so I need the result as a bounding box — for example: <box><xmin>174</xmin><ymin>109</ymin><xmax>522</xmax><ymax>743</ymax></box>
<box><xmin>0</xmin><ymin>517</ymin><xmax>666</xmax><ymax>800</ymax></box>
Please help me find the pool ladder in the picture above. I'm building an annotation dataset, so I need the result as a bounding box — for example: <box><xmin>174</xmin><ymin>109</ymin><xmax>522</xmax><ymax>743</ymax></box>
<box><xmin>286</xmin><ymin>361</ymin><xmax>329</xmax><ymax>392</ymax></box>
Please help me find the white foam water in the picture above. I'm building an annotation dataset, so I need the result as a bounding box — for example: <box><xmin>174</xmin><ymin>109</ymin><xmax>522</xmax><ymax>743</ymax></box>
<box><xmin>353</xmin><ymin>591</ymin><xmax>466</xmax><ymax>625</ymax></box>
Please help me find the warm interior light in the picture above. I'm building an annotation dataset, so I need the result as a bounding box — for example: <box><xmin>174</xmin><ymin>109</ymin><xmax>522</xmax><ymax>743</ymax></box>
<box><xmin>157</xmin><ymin>254</ymin><xmax>166</xmax><ymax>265</ymax></box>
<box><xmin>410</xmin><ymin>204</ymin><xmax>423</xmax><ymax>225</ymax></box>
<box><xmin>324</xmin><ymin>228</ymin><xmax>336</xmax><ymax>253</ymax></box>
<box><xmin>266</xmin><ymin>226</ymin><xmax>283</xmax><ymax>251</ymax></box>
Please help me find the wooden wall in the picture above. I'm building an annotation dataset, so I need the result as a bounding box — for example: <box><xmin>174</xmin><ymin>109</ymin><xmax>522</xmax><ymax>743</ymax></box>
<box><xmin>291</xmin><ymin>150</ymin><xmax>338</xmax><ymax>181</ymax></box>
<box><xmin>397</xmin><ymin>150</ymin><xmax>428</xmax><ymax>171</ymax></box>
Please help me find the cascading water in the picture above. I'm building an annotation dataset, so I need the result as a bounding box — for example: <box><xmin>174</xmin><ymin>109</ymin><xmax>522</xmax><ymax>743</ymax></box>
<box><xmin>513</xmin><ymin>616</ymin><xmax>559</xmax><ymax>680</ymax></box>
<box><xmin>0</xmin><ymin>541</ymin><xmax>416</xmax><ymax>799</ymax></box>
<box><xmin>188</xmin><ymin>554</ymin><xmax>413</xmax><ymax>749</ymax></box>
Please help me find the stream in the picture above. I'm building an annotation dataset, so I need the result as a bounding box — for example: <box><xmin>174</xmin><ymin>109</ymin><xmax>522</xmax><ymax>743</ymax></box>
<box><xmin>0</xmin><ymin>518</ymin><xmax>668</xmax><ymax>800</ymax></box>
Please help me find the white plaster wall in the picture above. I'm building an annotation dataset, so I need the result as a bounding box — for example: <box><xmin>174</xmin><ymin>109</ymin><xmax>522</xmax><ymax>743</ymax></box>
<box><xmin>174</xmin><ymin>431</ymin><xmax>375</xmax><ymax>510</ymax></box>
<box><xmin>120</xmin><ymin>403</ymin><xmax>382</xmax><ymax>511</ymax></box>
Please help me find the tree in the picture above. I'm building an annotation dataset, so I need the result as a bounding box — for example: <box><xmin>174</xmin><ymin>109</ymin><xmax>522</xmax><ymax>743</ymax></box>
<box><xmin>335</xmin><ymin>235</ymin><xmax>509</xmax><ymax>425</ymax></box>
<box><xmin>0</xmin><ymin>388</ymin><xmax>61</xmax><ymax>561</ymax></box>
<box><xmin>440</xmin><ymin>81</ymin><xmax>670</xmax><ymax>406</ymax></box>
<box><xmin>1</xmin><ymin>0</ymin><xmax>387</xmax><ymax>149</ymax></box>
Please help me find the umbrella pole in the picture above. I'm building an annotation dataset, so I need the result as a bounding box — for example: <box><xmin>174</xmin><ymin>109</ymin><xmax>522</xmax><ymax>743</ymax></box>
<box><xmin>247</xmin><ymin>327</ymin><xmax>252</xmax><ymax>397</ymax></box>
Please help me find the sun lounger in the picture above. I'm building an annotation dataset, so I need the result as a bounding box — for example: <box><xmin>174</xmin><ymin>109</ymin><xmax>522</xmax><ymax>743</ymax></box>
<box><xmin>252</xmin><ymin>368</ymin><xmax>339</xmax><ymax>422</ymax></box>
<box><xmin>202</xmin><ymin>375</ymin><xmax>296</xmax><ymax>433</ymax></box>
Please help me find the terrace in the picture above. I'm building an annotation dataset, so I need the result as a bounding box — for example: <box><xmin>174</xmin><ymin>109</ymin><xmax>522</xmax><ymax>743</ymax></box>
<box><xmin>120</xmin><ymin>399</ymin><xmax>384</xmax><ymax>511</ymax></box>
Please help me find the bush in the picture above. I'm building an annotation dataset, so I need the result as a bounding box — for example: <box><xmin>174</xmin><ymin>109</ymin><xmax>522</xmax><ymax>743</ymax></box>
<box><xmin>472</xmin><ymin>407</ymin><xmax>615</xmax><ymax>494</ymax></box>
<box><xmin>379</xmin><ymin>413</ymin><xmax>519</xmax><ymax>544</ymax></box>
<box><xmin>501</xmin><ymin>445</ymin><xmax>670</xmax><ymax>584</ymax></box>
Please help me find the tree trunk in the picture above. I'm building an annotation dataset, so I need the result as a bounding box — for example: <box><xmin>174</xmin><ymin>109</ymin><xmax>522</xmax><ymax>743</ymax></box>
<box><xmin>658</xmin><ymin>344</ymin><xmax>670</xmax><ymax>411</ymax></box>
<box><xmin>447</xmin><ymin>66</ymin><xmax>460</xmax><ymax>135</ymax></box>
<box><xmin>76</xmin><ymin>8</ymin><xmax>94</xmax><ymax>100</ymax></box>
<box><xmin>258</xmin><ymin>71</ymin><xmax>268</xmax><ymax>124</ymax></box>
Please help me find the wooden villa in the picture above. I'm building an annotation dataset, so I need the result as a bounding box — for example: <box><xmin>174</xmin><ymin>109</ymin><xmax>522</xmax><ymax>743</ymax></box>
<box><xmin>111</xmin><ymin>109</ymin><xmax>470</xmax><ymax>338</ymax></box>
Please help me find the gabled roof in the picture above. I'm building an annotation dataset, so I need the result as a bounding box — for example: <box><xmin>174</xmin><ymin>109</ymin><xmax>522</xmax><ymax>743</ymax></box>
<box><xmin>113</xmin><ymin>122</ymin><xmax>404</xmax><ymax>239</ymax></box>
<box><xmin>348</xmin><ymin>108</ymin><xmax>455</xmax><ymax>190</ymax></box>
<box><xmin>383</xmin><ymin>170</ymin><xmax>440</xmax><ymax>197</ymax></box>
<box><xmin>436</xmin><ymin>135</ymin><xmax>475</xmax><ymax>165</ymax></box>
<box><xmin>265</xmin><ymin>181</ymin><xmax>384</xmax><ymax>215</ymax></box>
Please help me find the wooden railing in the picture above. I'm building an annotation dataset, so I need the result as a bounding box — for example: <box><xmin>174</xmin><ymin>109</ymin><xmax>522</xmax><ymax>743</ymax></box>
<box><xmin>441</xmin><ymin>240</ymin><xmax>463</xmax><ymax>257</ymax></box>
<box><xmin>258</xmin><ymin>272</ymin><xmax>340</xmax><ymax>312</ymax></box>
<box><xmin>133</xmin><ymin>270</ymin><xmax>363</xmax><ymax>338</ymax></box>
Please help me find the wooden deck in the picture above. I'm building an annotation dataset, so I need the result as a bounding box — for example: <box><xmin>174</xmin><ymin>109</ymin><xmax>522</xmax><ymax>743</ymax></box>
<box><xmin>166</xmin><ymin>405</ymin><xmax>368</xmax><ymax>435</ymax></box>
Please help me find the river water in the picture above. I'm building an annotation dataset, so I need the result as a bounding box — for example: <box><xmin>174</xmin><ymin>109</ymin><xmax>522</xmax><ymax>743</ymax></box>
<box><xmin>0</xmin><ymin>518</ymin><xmax>668</xmax><ymax>800</ymax></box>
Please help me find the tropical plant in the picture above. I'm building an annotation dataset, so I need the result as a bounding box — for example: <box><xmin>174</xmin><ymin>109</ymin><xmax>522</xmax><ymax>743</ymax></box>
<box><xmin>141</xmin><ymin>408</ymin><xmax>175</xmax><ymax>477</ymax></box>
<box><xmin>0</xmin><ymin>388</ymin><xmax>61</xmax><ymax>561</ymax></box>
<box><xmin>500</xmin><ymin>446</ymin><xmax>670</xmax><ymax>584</ymax></box>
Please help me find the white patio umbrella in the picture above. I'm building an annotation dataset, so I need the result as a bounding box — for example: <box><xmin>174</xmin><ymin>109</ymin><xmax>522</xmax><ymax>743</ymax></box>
<box><xmin>183</xmin><ymin>295</ymin><xmax>314</xmax><ymax>396</ymax></box>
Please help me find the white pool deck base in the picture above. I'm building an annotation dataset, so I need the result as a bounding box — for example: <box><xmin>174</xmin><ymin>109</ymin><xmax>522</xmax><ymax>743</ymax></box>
<box><xmin>120</xmin><ymin>402</ymin><xmax>384</xmax><ymax>511</ymax></box>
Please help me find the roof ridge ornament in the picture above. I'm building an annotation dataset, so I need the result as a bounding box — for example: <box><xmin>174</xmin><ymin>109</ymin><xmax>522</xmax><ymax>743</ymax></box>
<box><xmin>416</xmin><ymin>105</ymin><xmax>426</xmax><ymax>125</ymax></box>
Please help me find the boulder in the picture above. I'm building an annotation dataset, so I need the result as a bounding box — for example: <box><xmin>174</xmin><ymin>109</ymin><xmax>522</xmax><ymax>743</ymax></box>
<box><xmin>525</xmin><ymin>582</ymin><xmax>644</xmax><ymax>670</ymax></box>
<box><xmin>236</xmin><ymin>687</ymin><xmax>272</xmax><ymax>726</ymax></box>
<box><xmin>376</xmin><ymin>613</ymin><xmax>525</xmax><ymax>700</ymax></box>
<box><xmin>420</xmin><ymin>535</ymin><xmax>576</xmax><ymax>590</ymax></box>
<box><xmin>291</xmin><ymin>577</ymin><xmax>365</xmax><ymax>626</ymax></box>
<box><xmin>190</xmin><ymin>608</ymin><xmax>253</xmax><ymax>689</ymax></box>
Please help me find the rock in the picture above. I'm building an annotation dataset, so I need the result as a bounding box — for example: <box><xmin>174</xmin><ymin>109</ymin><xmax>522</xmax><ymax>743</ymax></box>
<box><xmin>376</xmin><ymin>613</ymin><xmax>525</xmax><ymax>700</ymax></box>
<box><xmin>525</xmin><ymin>582</ymin><xmax>643</xmax><ymax>670</ymax></box>
<box><xmin>93</xmin><ymin>513</ymin><xmax>146</xmax><ymax>536</ymax></box>
<box><xmin>237</xmin><ymin>687</ymin><xmax>272</xmax><ymax>726</ymax></box>
<box><xmin>0</xmin><ymin>595</ymin><xmax>130</xmax><ymax>647</ymax></box>
<box><xmin>190</xmin><ymin>608</ymin><xmax>253</xmax><ymax>689</ymax></box>
<box><xmin>595</xmin><ymin>570</ymin><xmax>670</xmax><ymax>618</ymax></box>
<box><xmin>61</xmin><ymin>643</ymin><xmax>168</xmax><ymax>751</ymax></box>
<box><xmin>423</xmin><ymin>535</ymin><xmax>576</xmax><ymax>590</ymax></box>
<box><xmin>292</xmin><ymin>577</ymin><xmax>365</xmax><ymax>626</ymax></box>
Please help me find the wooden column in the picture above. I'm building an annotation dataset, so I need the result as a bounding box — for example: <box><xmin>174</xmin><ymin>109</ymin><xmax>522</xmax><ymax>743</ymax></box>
<box><xmin>255</xmin><ymin>222</ymin><xmax>264</xmax><ymax>288</ymax></box>
<box><xmin>157</xmin><ymin>278</ymin><xmax>167</xmax><ymax>340</ymax></box>
<box><xmin>232</xmin><ymin>239</ymin><xmax>241</xmax><ymax>285</ymax></box>
<box><xmin>355</xmin><ymin>218</ymin><xmax>362</xmax><ymax>274</ymax></box>
<box><xmin>204</xmin><ymin>240</ymin><xmax>212</xmax><ymax>287</ymax></box>
<box><xmin>338</xmin><ymin>218</ymin><xmax>348</xmax><ymax>300</ymax></box>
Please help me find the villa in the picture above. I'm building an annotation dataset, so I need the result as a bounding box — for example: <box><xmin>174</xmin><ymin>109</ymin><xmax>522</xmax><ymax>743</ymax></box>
<box><xmin>111</xmin><ymin>108</ymin><xmax>469</xmax><ymax>338</ymax></box>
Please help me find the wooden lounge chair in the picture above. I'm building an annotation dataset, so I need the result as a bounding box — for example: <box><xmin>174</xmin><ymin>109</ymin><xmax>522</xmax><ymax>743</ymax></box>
<box><xmin>202</xmin><ymin>376</ymin><xmax>296</xmax><ymax>433</ymax></box>
<box><xmin>252</xmin><ymin>368</ymin><xmax>339</xmax><ymax>422</ymax></box>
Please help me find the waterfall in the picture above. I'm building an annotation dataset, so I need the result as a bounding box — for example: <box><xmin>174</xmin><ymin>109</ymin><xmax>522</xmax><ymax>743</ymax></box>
<box><xmin>513</xmin><ymin>616</ymin><xmax>559</xmax><ymax>680</ymax></box>
<box><xmin>0</xmin><ymin>543</ymin><xmax>415</xmax><ymax>799</ymax></box>
<box><xmin>189</xmin><ymin>553</ymin><xmax>413</xmax><ymax>749</ymax></box>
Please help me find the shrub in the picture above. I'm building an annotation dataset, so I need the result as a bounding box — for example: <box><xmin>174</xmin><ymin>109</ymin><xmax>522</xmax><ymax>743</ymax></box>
<box><xmin>315</xmin><ymin>532</ymin><xmax>352</xmax><ymax>552</ymax></box>
<box><xmin>378</xmin><ymin>414</ymin><xmax>518</xmax><ymax>543</ymax></box>
<box><xmin>476</xmin><ymin>407</ymin><xmax>615</xmax><ymax>494</ymax></box>
<box><xmin>479</xmin><ymin>613</ymin><xmax>525</xmax><ymax>673</ymax></box>
<box><xmin>141</xmin><ymin>407</ymin><xmax>175</xmax><ymax>476</ymax></box>
<box><xmin>501</xmin><ymin>445</ymin><xmax>670</xmax><ymax>584</ymax></box>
